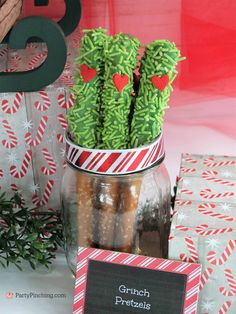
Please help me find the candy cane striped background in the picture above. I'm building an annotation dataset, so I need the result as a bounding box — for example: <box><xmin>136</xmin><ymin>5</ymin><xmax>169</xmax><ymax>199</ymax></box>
<box><xmin>2</xmin><ymin>119</ymin><xmax>18</xmax><ymax>149</ymax></box>
<box><xmin>199</xmin><ymin>268</ymin><xmax>213</xmax><ymax>291</ymax></box>
<box><xmin>200</xmin><ymin>189</ymin><xmax>234</xmax><ymax>199</ymax></box>
<box><xmin>57</xmin><ymin>93</ymin><xmax>74</xmax><ymax>109</ymax></box>
<box><xmin>10</xmin><ymin>150</ymin><xmax>32</xmax><ymax>179</ymax></box>
<box><xmin>34</xmin><ymin>91</ymin><xmax>51</xmax><ymax>111</ymax></box>
<box><xmin>203</xmin><ymin>157</ymin><xmax>235</xmax><ymax>168</ymax></box>
<box><xmin>202</xmin><ymin>170</ymin><xmax>235</xmax><ymax>187</ymax></box>
<box><xmin>66</xmin><ymin>130</ymin><xmax>165</xmax><ymax>175</ymax></box>
<box><xmin>25</xmin><ymin>116</ymin><xmax>48</xmax><ymax>147</ymax></box>
<box><xmin>198</xmin><ymin>203</ymin><xmax>234</xmax><ymax>222</ymax></box>
<box><xmin>32</xmin><ymin>180</ymin><xmax>54</xmax><ymax>206</ymax></box>
<box><xmin>41</xmin><ymin>148</ymin><xmax>57</xmax><ymax>176</ymax></box>
<box><xmin>1</xmin><ymin>92</ymin><xmax>23</xmax><ymax>114</ymax></box>
<box><xmin>196</xmin><ymin>224</ymin><xmax>233</xmax><ymax>236</ymax></box>
<box><xmin>219</xmin><ymin>269</ymin><xmax>236</xmax><ymax>297</ymax></box>
<box><xmin>57</xmin><ymin>114</ymin><xmax>68</xmax><ymax>143</ymax></box>
<box><xmin>218</xmin><ymin>301</ymin><xmax>232</xmax><ymax>314</ymax></box>
<box><xmin>73</xmin><ymin>247</ymin><xmax>201</xmax><ymax>314</ymax></box>
<box><xmin>0</xmin><ymin>37</ymin><xmax>79</xmax><ymax>212</ymax></box>
<box><xmin>179</xmin><ymin>237</ymin><xmax>199</xmax><ymax>263</ymax></box>
<box><xmin>207</xmin><ymin>240</ymin><xmax>236</xmax><ymax>266</ymax></box>
<box><xmin>170</xmin><ymin>153</ymin><xmax>236</xmax><ymax>314</ymax></box>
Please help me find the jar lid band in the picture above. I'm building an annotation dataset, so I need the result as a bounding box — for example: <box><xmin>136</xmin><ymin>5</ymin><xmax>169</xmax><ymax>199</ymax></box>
<box><xmin>65</xmin><ymin>131</ymin><xmax>165</xmax><ymax>175</ymax></box>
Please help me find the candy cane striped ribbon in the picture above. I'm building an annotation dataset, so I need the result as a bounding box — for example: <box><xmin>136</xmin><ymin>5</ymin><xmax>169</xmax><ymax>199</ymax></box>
<box><xmin>2</xmin><ymin>119</ymin><xmax>18</xmax><ymax>149</ymax></box>
<box><xmin>25</xmin><ymin>116</ymin><xmax>48</xmax><ymax>147</ymax></box>
<box><xmin>0</xmin><ymin>169</ymin><xmax>3</xmax><ymax>177</ymax></box>
<box><xmin>204</xmin><ymin>157</ymin><xmax>235</xmax><ymax>168</ymax></box>
<box><xmin>66</xmin><ymin>130</ymin><xmax>164</xmax><ymax>175</ymax></box>
<box><xmin>57</xmin><ymin>93</ymin><xmax>74</xmax><ymax>109</ymax></box>
<box><xmin>199</xmin><ymin>268</ymin><xmax>213</xmax><ymax>291</ymax></box>
<box><xmin>207</xmin><ymin>240</ymin><xmax>236</xmax><ymax>266</ymax></box>
<box><xmin>219</xmin><ymin>269</ymin><xmax>236</xmax><ymax>297</ymax></box>
<box><xmin>202</xmin><ymin>170</ymin><xmax>234</xmax><ymax>187</ymax></box>
<box><xmin>41</xmin><ymin>148</ymin><xmax>57</xmax><ymax>175</ymax></box>
<box><xmin>1</xmin><ymin>92</ymin><xmax>23</xmax><ymax>114</ymax></box>
<box><xmin>179</xmin><ymin>237</ymin><xmax>198</xmax><ymax>262</ymax></box>
<box><xmin>32</xmin><ymin>180</ymin><xmax>54</xmax><ymax>206</ymax></box>
<box><xmin>200</xmin><ymin>188</ymin><xmax>234</xmax><ymax>199</ymax></box>
<box><xmin>196</xmin><ymin>224</ymin><xmax>233</xmax><ymax>236</ymax></box>
<box><xmin>198</xmin><ymin>203</ymin><xmax>234</xmax><ymax>222</ymax></box>
<box><xmin>10</xmin><ymin>150</ymin><xmax>32</xmax><ymax>178</ymax></box>
<box><xmin>218</xmin><ymin>301</ymin><xmax>232</xmax><ymax>314</ymax></box>
<box><xmin>34</xmin><ymin>91</ymin><xmax>51</xmax><ymax>111</ymax></box>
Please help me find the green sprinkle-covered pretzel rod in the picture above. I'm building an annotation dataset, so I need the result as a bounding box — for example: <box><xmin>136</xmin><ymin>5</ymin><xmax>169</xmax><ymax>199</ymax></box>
<box><xmin>68</xmin><ymin>28</ymin><xmax>107</xmax><ymax>148</ymax></box>
<box><xmin>98</xmin><ymin>33</ymin><xmax>141</xmax><ymax>251</ymax></box>
<box><xmin>130</xmin><ymin>40</ymin><xmax>183</xmax><ymax>147</ymax></box>
<box><xmin>67</xmin><ymin>28</ymin><xmax>107</xmax><ymax>250</ymax></box>
<box><xmin>101</xmin><ymin>33</ymin><xmax>140</xmax><ymax>149</ymax></box>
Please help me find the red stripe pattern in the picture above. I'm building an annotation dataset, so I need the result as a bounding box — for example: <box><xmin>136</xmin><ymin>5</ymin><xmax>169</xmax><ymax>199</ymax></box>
<box><xmin>198</xmin><ymin>203</ymin><xmax>234</xmax><ymax>222</ymax></box>
<box><xmin>25</xmin><ymin>116</ymin><xmax>48</xmax><ymax>147</ymax></box>
<box><xmin>32</xmin><ymin>180</ymin><xmax>54</xmax><ymax>206</ymax></box>
<box><xmin>34</xmin><ymin>91</ymin><xmax>51</xmax><ymax>111</ymax></box>
<box><xmin>200</xmin><ymin>188</ymin><xmax>234</xmax><ymax>199</ymax></box>
<box><xmin>219</xmin><ymin>269</ymin><xmax>236</xmax><ymax>297</ymax></box>
<box><xmin>218</xmin><ymin>301</ymin><xmax>232</xmax><ymax>314</ymax></box>
<box><xmin>1</xmin><ymin>92</ymin><xmax>23</xmax><ymax>114</ymax></box>
<box><xmin>41</xmin><ymin>148</ymin><xmax>57</xmax><ymax>175</ymax></box>
<box><xmin>2</xmin><ymin>119</ymin><xmax>18</xmax><ymax>149</ymax></box>
<box><xmin>65</xmin><ymin>131</ymin><xmax>165</xmax><ymax>175</ymax></box>
<box><xmin>10</xmin><ymin>150</ymin><xmax>32</xmax><ymax>179</ymax></box>
<box><xmin>207</xmin><ymin>240</ymin><xmax>236</xmax><ymax>266</ymax></box>
<box><xmin>202</xmin><ymin>170</ymin><xmax>235</xmax><ymax>187</ymax></box>
<box><xmin>73</xmin><ymin>247</ymin><xmax>201</xmax><ymax>314</ymax></box>
<box><xmin>57</xmin><ymin>93</ymin><xmax>74</xmax><ymax>109</ymax></box>
<box><xmin>203</xmin><ymin>157</ymin><xmax>235</xmax><ymax>168</ymax></box>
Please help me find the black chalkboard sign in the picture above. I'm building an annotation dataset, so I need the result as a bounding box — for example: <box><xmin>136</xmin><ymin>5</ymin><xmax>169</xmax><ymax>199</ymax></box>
<box><xmin>84</xmin><ymin>260</ymin><xmax>187</xmax><ymax>314</ymax></box>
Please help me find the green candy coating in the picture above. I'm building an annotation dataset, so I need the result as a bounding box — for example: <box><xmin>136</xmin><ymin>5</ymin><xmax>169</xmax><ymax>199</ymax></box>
<box><xmin>67</xmin><ymin>28</ymin><xmax>107</xmax><ymax>148</ymax></box>
<box><xmin>101</xmin><ymin>33</ymin><xmax>140</xmax><ymax>149</ymax></box>
<box><xmin>130</xmin><ymin>40</ymin><xmax>182</xmax><ymax>147</ymax></box>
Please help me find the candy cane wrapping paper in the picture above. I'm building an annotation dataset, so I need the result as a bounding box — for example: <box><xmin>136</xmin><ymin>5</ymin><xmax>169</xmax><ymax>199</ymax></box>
<box><xmin>169</xmin><ymin>153</ymin><xmax>236</xmax><ymax>314</ymax></box>
<box><xmin>0</xmin><ymin>39</ymin><xmax>77</xmax><ymax>211</ymax></box>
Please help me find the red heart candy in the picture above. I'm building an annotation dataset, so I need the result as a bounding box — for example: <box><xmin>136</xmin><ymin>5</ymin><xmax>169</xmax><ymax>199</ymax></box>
<box><xmin>80</xmin><ymin>64</ymin><xmax>97</xmax><ymax>83</ymax></box>
<box><xmin>113</xmin><ymin>73</ymin><xmax>129</xmax><ymax>92</ymax></box>
<box><xmin>151</xmin><ymin>75</ymin><xmax>169</xmax><ymax>92</ymax></box>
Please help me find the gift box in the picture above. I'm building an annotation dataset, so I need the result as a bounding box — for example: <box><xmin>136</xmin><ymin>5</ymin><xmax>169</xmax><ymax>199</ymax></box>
<box><xmin>169</xmin><ymin>153</ymin><xmax>236</xmax><ymax>314</ymax></box>
<box><xmin>0</xmin><ymin>34</ymin><xmax>78</xmax><ymax>211</ymax></box>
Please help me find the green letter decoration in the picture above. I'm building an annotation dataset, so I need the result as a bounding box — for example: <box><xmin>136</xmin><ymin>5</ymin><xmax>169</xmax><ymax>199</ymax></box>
<box><xmin>0</xmin><ymin>16</ymin><xmax>67</xmax><ymax>92</ymax></box>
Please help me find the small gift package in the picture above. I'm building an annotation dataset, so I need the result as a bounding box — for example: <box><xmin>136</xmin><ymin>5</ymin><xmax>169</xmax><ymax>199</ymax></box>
<box><xmin>169</xmin><ymin>153</ymin><xmax>236</xmax><ymax>314</ymax></box>
<box><xmin>0</xmin><ymin>36</ymin><xmax>77</xmax><ymax>211</ymax></box>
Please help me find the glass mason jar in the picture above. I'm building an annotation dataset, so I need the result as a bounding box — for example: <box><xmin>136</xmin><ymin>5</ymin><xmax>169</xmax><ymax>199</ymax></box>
<box><xmin>61</xmin><ymin>132</ymin><xmax>171</xmax><ymax>274</ymax></box>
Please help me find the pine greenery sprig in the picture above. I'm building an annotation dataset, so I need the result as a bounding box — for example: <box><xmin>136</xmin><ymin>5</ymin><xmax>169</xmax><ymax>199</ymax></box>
<box><xmin>0</xmin><ymin>193</ymin><xmax>63</xmax><ymax>271</ymax></box>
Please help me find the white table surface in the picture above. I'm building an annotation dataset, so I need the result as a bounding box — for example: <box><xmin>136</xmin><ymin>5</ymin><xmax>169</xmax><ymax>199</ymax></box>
<box><xmin>1</xmin><ymin>92</ymin><xmax>236</xmax><ymax>314</ymax></box>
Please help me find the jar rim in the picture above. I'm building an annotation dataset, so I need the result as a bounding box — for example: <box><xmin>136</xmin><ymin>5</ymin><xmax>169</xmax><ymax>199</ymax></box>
<box><xmin>65</xmin><ymin>129</ymin><xmax>165</xmax><ymax>175</ymax></box>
